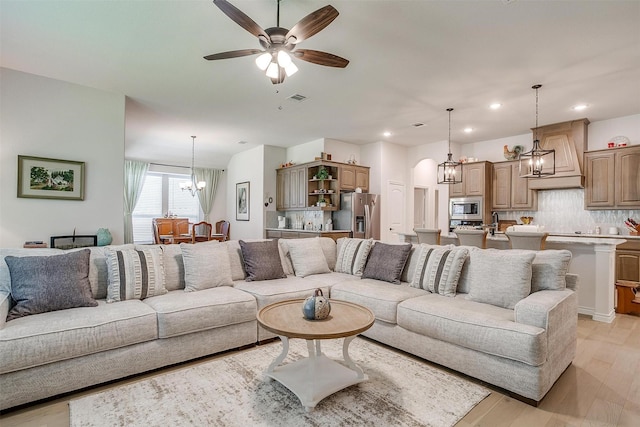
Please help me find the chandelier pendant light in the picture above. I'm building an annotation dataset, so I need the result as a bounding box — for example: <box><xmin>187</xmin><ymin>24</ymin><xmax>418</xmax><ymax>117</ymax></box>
<box><xmin>437</xmin><ymin>108</ymin><xmax>463</xmax><ymax>184</ymax></box>
<box><xmin>180</xmin><ymin>136</ymin><xmax>206</xmax><ymax>197</ymax></box>
<box><xmin>519</xmin><ymin>84</ymin><xmax>555</xmax><ymax>178</ymax></box>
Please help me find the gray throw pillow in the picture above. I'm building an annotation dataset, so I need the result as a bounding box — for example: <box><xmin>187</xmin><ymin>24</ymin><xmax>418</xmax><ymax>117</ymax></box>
<box><xmin>239</xmin><ymin>240</ymin><xmax>286</xmax><ymax>281</ymax></box>
<box><xmin>5</xmin><ymin>249</ymin><xmax>98</xmax><ymax>321</ymax></box>
<box><xmin>362</xmin><ymin>243</ymin><xmax>412</xmax><ymax>284</ymax></box>
<box><xmin>466</xmin><ymin>249</ymin><xmax>535</xmax><ymax>309</ymax></box>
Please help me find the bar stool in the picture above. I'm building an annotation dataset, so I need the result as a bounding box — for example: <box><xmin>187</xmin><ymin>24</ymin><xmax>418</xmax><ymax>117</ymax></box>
<box><xmin>454</xmin><ymin>229</ymin><xmax>488</xmax><ymax>249</ymax></box>
<box><xmin>505</xmin><ymin>231</ymin><xmax>549</xmax><ymax>250</ymax></box>
<box><xmin>414</xmin><ymin>228</ymin><xmax>441</xmax><ymax>245</ymax></box>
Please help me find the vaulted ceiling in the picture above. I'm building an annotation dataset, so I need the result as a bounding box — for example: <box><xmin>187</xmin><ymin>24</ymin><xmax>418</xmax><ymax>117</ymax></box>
<box><xmin>2</xmin><ymin>0</ymin><xmax>639</xmax><ymax>168</ymax></box>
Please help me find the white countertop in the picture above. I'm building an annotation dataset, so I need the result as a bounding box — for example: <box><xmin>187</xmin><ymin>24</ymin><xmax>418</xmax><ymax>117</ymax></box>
<box><xmin>397</xmin><ymin>230</ymin><xmax>636</xmax><ymax>245</ymax></box>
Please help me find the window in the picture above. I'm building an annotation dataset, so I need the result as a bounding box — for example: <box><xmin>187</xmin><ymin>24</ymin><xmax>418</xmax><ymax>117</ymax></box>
<box><xmin>132</xmin><ymin>173</ymin><xmax>202</xmax><ymax>244</ymax></box>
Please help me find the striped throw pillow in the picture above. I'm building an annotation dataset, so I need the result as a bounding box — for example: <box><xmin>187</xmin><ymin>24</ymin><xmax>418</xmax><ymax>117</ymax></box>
<box><xmin>334</xmin><ymin>238</ymin><xmax>373</xmax><ymax>276</ymax></box>
<box><xmin>106</xmin><ymin>247</ymin><xmax>167</xmax><ymax>302</ymax></box>
<box><xmin>411</xmin><ymin>245</ymin><xmax>469</xmax><ymax>297</ymax></box>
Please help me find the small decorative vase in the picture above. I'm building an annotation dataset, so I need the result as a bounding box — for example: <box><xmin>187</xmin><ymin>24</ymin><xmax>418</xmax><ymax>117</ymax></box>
<box><xmin>302</xmin><ymin>288</ymin><xmax>331</xmax><ymax>320</ymax></box>
<box><xmin>96</xmin><ymin>228</ymin><xmax>113</xmax><ymax>246</ymax></box>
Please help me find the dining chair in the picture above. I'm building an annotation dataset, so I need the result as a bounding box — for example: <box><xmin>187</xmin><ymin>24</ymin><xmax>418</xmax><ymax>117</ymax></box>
<box><xmin>414</xmin><ymin>228</ymin><xmax>441</xmax><ymax>245</ymax></box>
<box><xmin>454</xmin><ymin>229</ymin><xmax>488</xmax><ymax>249</ymax></box>
<box><xmin>152</xmin><ymin>218</ymin><xmax>174</xmax><ymax>244</ymax></box>
<box><xmin>505</xmin><ymin>231</ymin><xmax>549</xmax><ymax>250</ymax></box>
<box><xmin>191</xmin><ymin>221</ymin><xmax>214</xmax><ymax>243</ymax></box>
<box><xmin>216</xmin><ymin>220</ymin><xmax>231</xmax><ymax>241</ymax></box>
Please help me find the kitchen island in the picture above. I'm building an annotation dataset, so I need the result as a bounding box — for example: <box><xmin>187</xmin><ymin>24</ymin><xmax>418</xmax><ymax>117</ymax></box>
<box><xmin>396</xmin><ymin>231</ymin><xmax>634</xmax><ymax>323</ymax></box>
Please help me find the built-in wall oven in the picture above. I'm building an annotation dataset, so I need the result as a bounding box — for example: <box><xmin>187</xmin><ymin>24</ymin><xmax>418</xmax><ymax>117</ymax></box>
<box><xmin>449</xmin><ymin>197</ymin><xmax>483</xmax><ymax>221</ymax></box>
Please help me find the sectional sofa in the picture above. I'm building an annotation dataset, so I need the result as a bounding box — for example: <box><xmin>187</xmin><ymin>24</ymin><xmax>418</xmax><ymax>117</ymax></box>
<box><xmin>0</xmin><ymin>237</ymin><xmax>577</xmax><ymax>410</ymax></box>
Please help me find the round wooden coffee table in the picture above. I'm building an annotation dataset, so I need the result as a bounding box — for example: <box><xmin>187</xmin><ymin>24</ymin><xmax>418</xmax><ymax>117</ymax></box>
<box><xmin>257</xmin><ymin>299</ymin><xmax>375</xmax><ymax>411</ymax></box>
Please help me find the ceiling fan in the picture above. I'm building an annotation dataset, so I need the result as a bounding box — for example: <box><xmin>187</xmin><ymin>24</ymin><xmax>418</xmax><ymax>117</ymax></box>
<box><xmin>204</xmin><ymin>0</ymin><xmax>349</xmax><ymax>84</ymax></box>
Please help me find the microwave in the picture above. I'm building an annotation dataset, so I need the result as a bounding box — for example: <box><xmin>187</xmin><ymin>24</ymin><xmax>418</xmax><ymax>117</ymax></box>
<box><xmin>449</xmin><ymin>197</ymin><xmax>483</xmax><ymax>221</ymax></box>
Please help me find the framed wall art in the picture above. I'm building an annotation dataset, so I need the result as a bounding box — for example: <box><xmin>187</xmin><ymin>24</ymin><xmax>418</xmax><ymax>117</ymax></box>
<box><xmin>236</xmin><ymin>181</ymin><xmax>250</xmax><ymax>221</ymax></box>
<box><xmin>17</xmin><ymin>155</ymin><xmax>85</xmax><ymax>200</ymax></box>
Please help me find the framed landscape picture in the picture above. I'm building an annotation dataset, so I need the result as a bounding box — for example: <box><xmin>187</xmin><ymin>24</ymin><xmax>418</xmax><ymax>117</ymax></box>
<box><xmin>18</xmin><ymin>155</ymin><xmax>85</xmax><ymax>200</ymax></box>
<box><xmin>236</xmin><ymin>181</ymin><xmax>250</xmax><ymax>221</ymax></box>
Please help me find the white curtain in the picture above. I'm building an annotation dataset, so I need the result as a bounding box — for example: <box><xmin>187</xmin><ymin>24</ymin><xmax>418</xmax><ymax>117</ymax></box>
<box><xmin>194</xmin><ymin>168</ymin><xmax>224</xmax><ymax>224</ymax></box>
<box><xmin>123</xmin><ymin>160</ymin><xmax>149</xmax><ymax>244</ymax></box>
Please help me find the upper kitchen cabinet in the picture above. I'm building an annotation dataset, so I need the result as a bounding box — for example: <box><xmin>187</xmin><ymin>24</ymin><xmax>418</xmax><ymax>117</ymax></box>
<box><xmin>276</xmin><ymin>165</ymin><xmax>307</xmax><ymax>210</ymax></box>
<box><xmin>492</xmin><ymin>161</ymin><xmax>537</xmax><ymax>211</ymax></box>
<box><xmin>340</xmin><ymin>164</ymin><xmax>369</xmax><ymax>192</ymax></box>
<box><xmin>450</xmin><ymin>161</ymin><xmax>492</xmax><ymax>197</ymax></box>
<box><xmin>585</xmin><ymin>145</ymin><xmax>640</xmax><ymax>209</ymax></box>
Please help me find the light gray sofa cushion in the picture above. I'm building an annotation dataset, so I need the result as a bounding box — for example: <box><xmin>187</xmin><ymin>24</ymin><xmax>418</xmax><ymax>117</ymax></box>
<box><xmin>5</xmin><ymin>249</ymin><xmax>98</xmax><ymax>321</ymax></box>
<box><xmin>330</xmin><ymin>279</ymin><xmax>427</xmax><ymax>324</ymax></box>
<box><xmin>466</xmin><ymin>249</ymin><xmax>535</xmax><ymax>309</ymax></box>
<box><xmin>143</xmin><ymin>287</ymin><xmax>257</xmax><ymax>338</ymax></box>
<box><xmin>398</xmin><ymin>294</ymin><xmax>547</xmax><ymax>366</ymax></box>
<box><xmin>532</xmin><ymin>250</ymin><xmax>572</xmax><ymax>292</ymax></box>
<box><xmin>233</xmin><ymin>276</ymin><xmax>329</xmax><ymax>310</ymax></box>
<box><xmin>279</xmin><ymin>237</ymin><xmax>336</xmax><ymax>275</ymax></box>
<box><xmin>181</xmin><ymin>241</ymin><xmax>233</xmax><ymax>291</ymax></box>
<box><xmin>284</xmin><ymin>238</ymin><xmax>331</xmax><ymax>277</ymax></box>
<box><xmin>0</xmin><ymin>300</ymin><xmax>157</xmax><ymax>374</ymax></box>
<box><xmin>158</xmin><ymin>244</ymin><xmax>185</xmax><ymax>291</ymax></box>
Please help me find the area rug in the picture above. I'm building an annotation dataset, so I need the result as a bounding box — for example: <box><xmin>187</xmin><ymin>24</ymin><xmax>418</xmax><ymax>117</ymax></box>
<box><xmin>69</xmin><ymin>337</ymin><xmax>489</xmax><ymax>427</ymax></box>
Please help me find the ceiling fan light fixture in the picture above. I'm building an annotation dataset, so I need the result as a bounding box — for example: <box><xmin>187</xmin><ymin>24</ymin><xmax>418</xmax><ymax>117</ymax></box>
<box><xmin>255</xmin><ymin>52</ymin><xmax>272</xmax><ymax>70</ymax></box>
<box><xmin>266</xmin><ymin>61</ymin><xmax>280</xmax><ymax>79</ymax></box>
<box><xmin>284</xmin><ymin>61</ymin><xmax>298</xmax><ymax>77</ymax></box>
<box><xmin>277</xmin><ymin>50</ymin><xmax>292</xmax><ymax>67</ymax></box>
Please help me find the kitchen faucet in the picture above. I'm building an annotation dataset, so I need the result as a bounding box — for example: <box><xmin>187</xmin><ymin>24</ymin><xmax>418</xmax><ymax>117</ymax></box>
<box><xmin>491</xmin><ymin>211</ymin><xmax>499</xmax><ymax>235</ymax></box>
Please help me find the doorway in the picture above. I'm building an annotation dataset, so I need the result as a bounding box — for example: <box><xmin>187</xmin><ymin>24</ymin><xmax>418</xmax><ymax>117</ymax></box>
<box><xmin>414</xmin><ymin>186</ymin><xmax>438</xmax><ymax>229</ymax></box>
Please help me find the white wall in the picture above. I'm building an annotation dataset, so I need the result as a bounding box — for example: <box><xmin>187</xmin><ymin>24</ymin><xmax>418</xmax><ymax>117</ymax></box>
<box><xmin>285</xmin><ymin>139</ymin><xmax>324</xmax><ymax>165</ymax></box>
<box><xmin>226</xmin><ymin>145</ymin><xmax>272</xmax><ymax>240</ymax></box>
<box><xmin>324</xmin><ymin>138</ymin><xmax>361</xmax><ymax>164</ymax></box>
<box><xmin>0</xmin><ymin>68</ymin><xmax>125</xmax><ymax>248</ymax></box>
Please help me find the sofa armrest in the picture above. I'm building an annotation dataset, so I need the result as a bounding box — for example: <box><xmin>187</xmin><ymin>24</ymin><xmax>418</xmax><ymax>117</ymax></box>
<box><xmin>514</xmin><ymin>289</ymin><xmax>576</xmax><ymax>330</ymax></box>
<box><xmin>565</xmin><ymin>273</ymin><xmax>578</xmax><ymax>291</ymax></box>
<box><xmin>0</xmin><ymin>291</ymin><xmax>10</xmax><ymax>330</ymax></box>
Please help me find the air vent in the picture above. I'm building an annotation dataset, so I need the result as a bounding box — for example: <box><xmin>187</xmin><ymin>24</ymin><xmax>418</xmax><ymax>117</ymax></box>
<box><xmin>412</xmin><ymin>123</ymin><xmax>425</xmax><ymax>127</ymax></box>
<box><xmin>287</xmin><ymin>94</ymin><xmax>307</xmax><ymax>102</ymax></box>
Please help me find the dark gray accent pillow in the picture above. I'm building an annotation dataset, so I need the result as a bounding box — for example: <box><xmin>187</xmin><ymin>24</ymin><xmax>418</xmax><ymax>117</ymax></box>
<box><xmin>362</xmin><ymin>243</ymin><xmax>412</xmax><ymax>284</ymax></box>
<box><xmin>5</xmin><ymin>249</ymin><xmax>98</xmax><ymax>321</ymax></box>
<box><xmin>239</xmin><ymin>240</ymin><xmax>286</xmax><ymax>281</ymax></box>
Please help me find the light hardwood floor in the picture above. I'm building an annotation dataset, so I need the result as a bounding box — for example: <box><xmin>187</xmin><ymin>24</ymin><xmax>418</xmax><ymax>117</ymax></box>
<box><xmin>1</xmin><ymin>314</ymin><xmax>639</xmax><ymax>427</ymax></box>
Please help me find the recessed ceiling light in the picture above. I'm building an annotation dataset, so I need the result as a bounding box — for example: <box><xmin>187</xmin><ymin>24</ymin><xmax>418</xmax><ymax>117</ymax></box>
<box><xmin>383</xmin><ymin>131</ymin><xmax>392</xmax><ymax>137</ymax></box>
<box><xmin>489</xmin><ymin>103</ymin><xmax>502</xmax><ymax>110</ymax></box>
<box><xmin>572</xmin><ymin>104</ymin><xmax>588</xmax><ymax>111</ymax></box>
<box><xmin>463</xmin><ymin>127</ymin><xmax>473</xmax><ymax>133</ymax></box>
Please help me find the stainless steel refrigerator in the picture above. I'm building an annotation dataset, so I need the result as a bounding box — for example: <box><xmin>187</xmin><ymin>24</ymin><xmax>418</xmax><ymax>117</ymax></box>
<box><xmin>333</xmin><ymin>193</ymin><xmax>380</xmax><ymax>240</ymax></box>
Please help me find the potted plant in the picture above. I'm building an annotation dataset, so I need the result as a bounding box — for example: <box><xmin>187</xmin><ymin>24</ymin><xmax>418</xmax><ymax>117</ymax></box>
<box><xmin>318</xmin><ymin>195</ymin><xmax>327</xmax><ymax>207</ymax></box>
<box><xmin>317</xmin><ymin>167</ymin><xmax>329</xmax><ymax>180</ymax></box>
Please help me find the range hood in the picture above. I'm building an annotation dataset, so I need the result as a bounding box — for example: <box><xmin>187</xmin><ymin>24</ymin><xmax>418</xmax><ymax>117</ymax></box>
<box><xmin>526</xmin><ymin>118</ymin><xmax>589</xmax><ymax>190</ymax></box>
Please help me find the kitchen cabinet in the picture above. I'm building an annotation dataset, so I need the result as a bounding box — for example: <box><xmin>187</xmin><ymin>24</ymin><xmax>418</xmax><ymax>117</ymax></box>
<box><xmin>616</xmin><ymin>240</ymin><xmax>640</xmax><ymax>283</ymax></box>
<box><xmin>585</xmin><ymin>145</ymin><xmax>640</xmax><ymax>209</ymax></box>
<box><xmin>491</xmin><ymin>161</ymin><xmax>537</xmax><ymax>211</ymax></box>
<box><xmin>340</xmin><ymin>165</ymin><xmax>369</xmax><ymax>192</ymax></box>
<box><xmin>450</xmin><ymin>161</ymin><xmax>491</xmax><ymax>197</ymax></box>
<box><xmin>276</xmin><ymin>165</ymin><xmax>307</xmax><ymax>210</ymax></box>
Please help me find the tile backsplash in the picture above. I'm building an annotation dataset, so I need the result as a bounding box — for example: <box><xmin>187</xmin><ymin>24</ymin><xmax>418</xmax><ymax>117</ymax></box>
<box><xmin>497</xmin><ymin>189</ymin><xmax>640</xmax><ymax>235</ymax></box>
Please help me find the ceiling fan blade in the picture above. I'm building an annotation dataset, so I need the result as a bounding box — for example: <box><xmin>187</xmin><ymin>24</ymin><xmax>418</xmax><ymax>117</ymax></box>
<box><xmin>204</xmin><ymin>49</ymin><xmax>263</xmax><ymax>60</ymax></box>
<box><xmin>294</xmin><ymin>49</ymin><xmax>349</xmax><ymax>68</ymax></box>
<box><xmin>213</xmin><ymin>0</ymin><xmax>269</xmax><ymax>40</ymax></box>
<box><xmin>286</xmin><ymin>5</ymin><xmax>339</xmax><ymax>44</ymax></box>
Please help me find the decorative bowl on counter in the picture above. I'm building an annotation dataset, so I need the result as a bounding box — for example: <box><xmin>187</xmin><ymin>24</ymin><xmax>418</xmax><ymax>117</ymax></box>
<box><xmin>520</xmin><ymin>216</ymin><xmax>534</xmax><ymax>225</ymax></box>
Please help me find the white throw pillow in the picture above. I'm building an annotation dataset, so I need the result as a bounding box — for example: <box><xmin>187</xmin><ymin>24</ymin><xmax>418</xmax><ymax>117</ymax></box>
<box><xmin>180</xmin><ymin>241</ymin><xmax>233</xmax><ymax>291</ymax></box>
<box><xmin>285</xmin><ymin>238</ymin><xmax>331</xmax><ymax>277</ymax></box>
<box><xmin>335</xmin><ymin>238</ymin><xmax>373</xmax><ymax>276</ymax></box>
<box><xmin>465</xmin><ymin>249</ymin><xmax>535</xmax><ymax>309</ymax></box>
<box><xmin>531</xmin><ymin>250</ymin><xmax>572</xmax><ymax>292</ymax></box>
<box><xmin>411</xmin><ymin>245</ymin><xmax>469</xmax><ymax>297</ymax></box>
